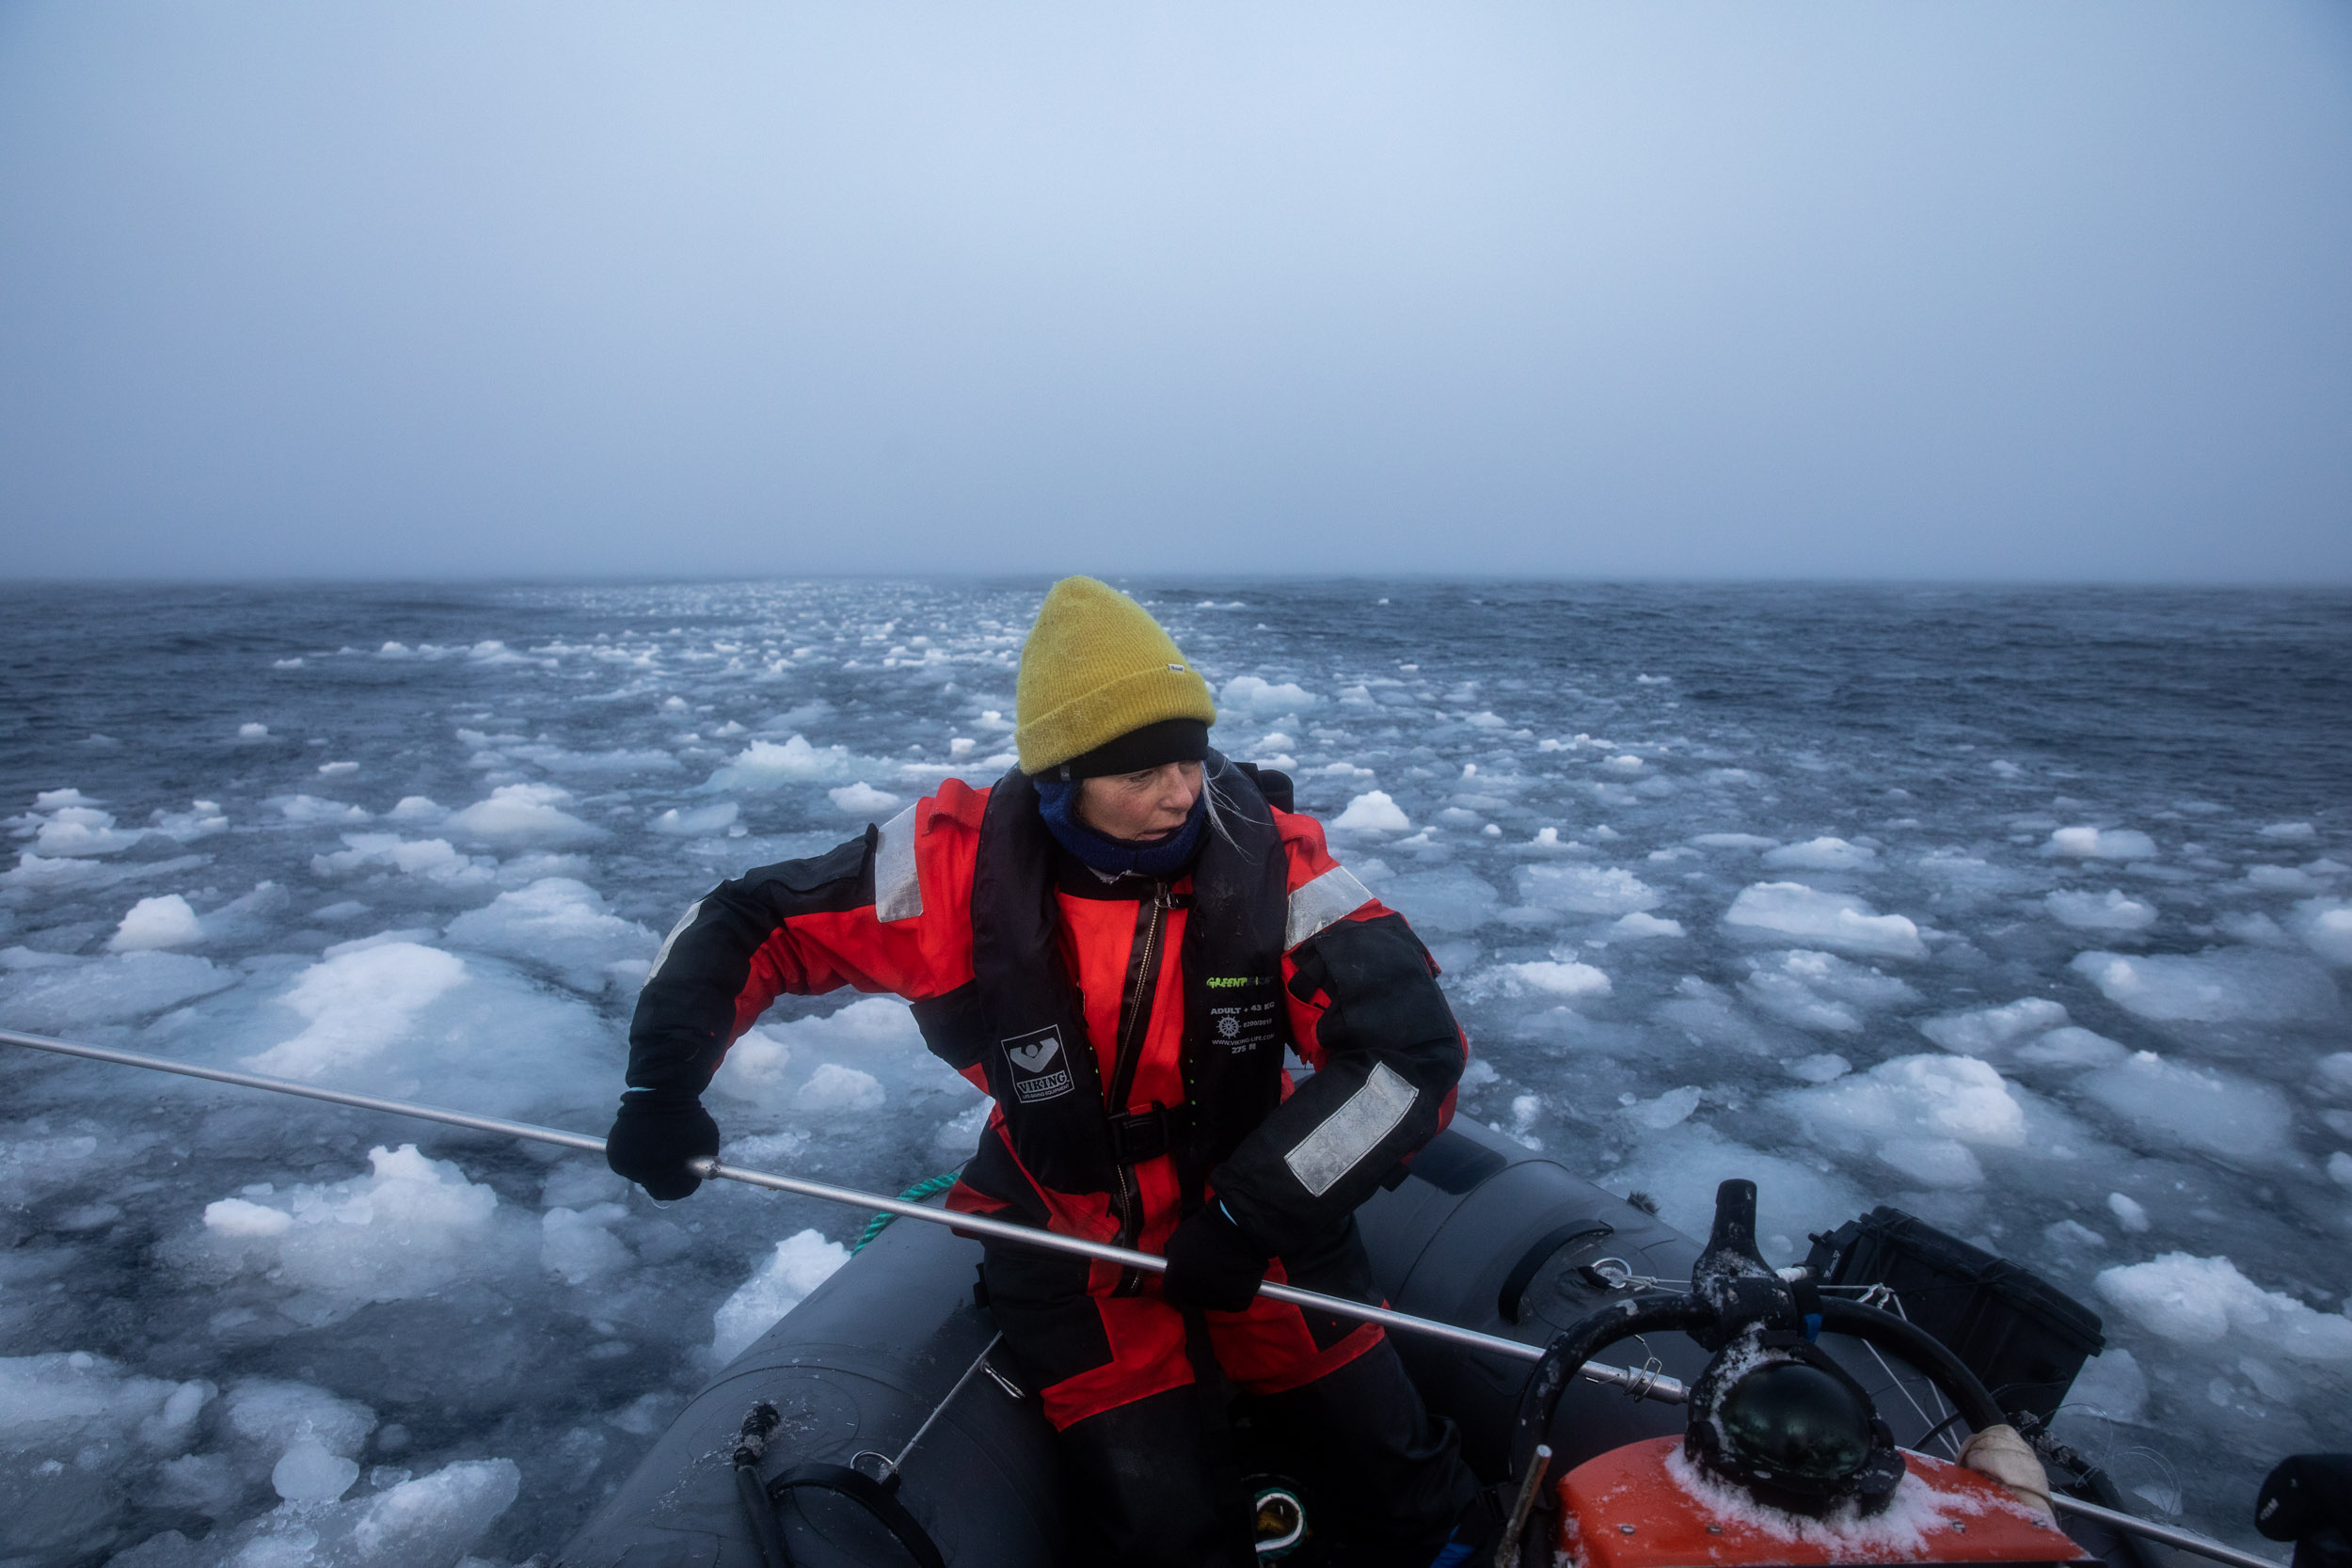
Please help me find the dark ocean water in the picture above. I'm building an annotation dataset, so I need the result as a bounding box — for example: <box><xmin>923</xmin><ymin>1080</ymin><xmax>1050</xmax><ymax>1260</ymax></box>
<box><xmin>2</xmin><ymin>580</ymin><xmax>2347</xmax><ymax>1565</ymax></box>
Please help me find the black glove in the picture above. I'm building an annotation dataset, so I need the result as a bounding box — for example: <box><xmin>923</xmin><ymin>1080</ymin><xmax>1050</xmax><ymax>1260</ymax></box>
<box><xmin>1162</xmin><ymin>1202</ymin><xmax>1269</xmax><ymax>1313</ymax></box>
<box><xmin>2259</xmin><ymin>1455</ymin><xmax>2352</xmax><ymax>1568</ymax></box>
<box><xmin>605</xmin><ymin>1094</ymin><xmax>720</xmax><ymax>1200</ymax></box>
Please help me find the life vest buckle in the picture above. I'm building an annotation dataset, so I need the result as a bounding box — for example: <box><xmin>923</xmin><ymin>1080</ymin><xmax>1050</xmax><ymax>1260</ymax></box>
<box><xmin>1106</xmin><ymin>1101</ymin><xmax>1185</xmax><ymax>1165</ymax></box>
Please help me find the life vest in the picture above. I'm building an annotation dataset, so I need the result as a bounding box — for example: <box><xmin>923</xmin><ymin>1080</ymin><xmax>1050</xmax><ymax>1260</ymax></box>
<box><xmin>912</xmin><ymin>758</ymin><xmax>1294</xmax><ymax>1259</ymax></box>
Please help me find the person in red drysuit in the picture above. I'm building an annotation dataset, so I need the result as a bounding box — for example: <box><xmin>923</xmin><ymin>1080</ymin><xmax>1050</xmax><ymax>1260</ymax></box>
<box><xmin>608</xmin><ymin>578</ymin><xmax>1482</xmax><ymax>1565</ymax></box>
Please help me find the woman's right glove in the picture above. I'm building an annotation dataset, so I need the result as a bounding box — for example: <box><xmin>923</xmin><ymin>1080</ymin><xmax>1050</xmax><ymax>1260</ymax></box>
<box><xmin>605</xmin><ymin>1093</ymin><xmax>720</xmax><ymax>1200</ymax></box>
<box><xmin>1161</xmin><ymin>1202</ymin><xmax>1270</xmax><ymax>1312</ymax></box>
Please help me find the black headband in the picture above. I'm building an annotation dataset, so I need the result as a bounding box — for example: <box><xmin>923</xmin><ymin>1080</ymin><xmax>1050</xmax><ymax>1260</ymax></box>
<box><xmin>1047</xmin><ymin>718</ymin><xmax>1212</xmax><ymax>781</ymax></box>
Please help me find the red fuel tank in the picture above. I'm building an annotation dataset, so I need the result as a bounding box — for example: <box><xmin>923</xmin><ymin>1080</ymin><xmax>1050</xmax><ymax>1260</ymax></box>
<box><xmin>1558</xmin><ymin>1435</ymin><xmax>2095</xmax><ymax>1568</ymax></box>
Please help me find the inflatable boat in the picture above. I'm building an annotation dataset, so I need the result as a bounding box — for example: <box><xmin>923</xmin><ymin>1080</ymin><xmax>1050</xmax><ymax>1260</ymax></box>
<box><xmin>552</xmin><ymin>1116</ymin><xmax>2157</xmax><ymax>1568</ymax></box>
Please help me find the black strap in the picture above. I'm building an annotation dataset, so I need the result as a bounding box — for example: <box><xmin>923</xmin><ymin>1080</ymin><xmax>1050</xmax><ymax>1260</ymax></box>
<box><xmin>765</xmin><ymin>1462</ymin><xmax>947</xmax><ymax>1568</ymax></box>
<box><xmin>1106</xmin><ymin>1101</ymin><xmax>1187</xmax><ymax>1165</ymax></box>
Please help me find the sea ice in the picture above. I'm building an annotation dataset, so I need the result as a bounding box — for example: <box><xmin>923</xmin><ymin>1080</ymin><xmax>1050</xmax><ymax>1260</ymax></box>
<box><xmin>150</xmin><ymin>800</ymin><xmax>230</xmax><ymax>841</ymax></box>
<box><xmin>1622</xmin><ymin>1085</ymin><xmax>1703</xmax><ymax>1130</ymax></box>
<box><xmin>1218</xmin><ymin>675</ymin><xmax>1319</xmax><ymax>716</ymax></box>
<box><xmin>1489</xmin><ymin>959</ymin><xmax>1612</xmax><ymax>1000</ymax></box>
<box><xmin>105</xmin><ymin>894</ymin><xmax>205</xmax><ymax>951</ymax></box>
<box><xmin>1372</xmin><ymin>868</ymin><xmax>1500</xmax><ymax>932</ymax></box>
<box><xmin>796</xmin><ymin>1062</ymin><xmax>885</xmax><ymax>1112</ymax></box>
<box><xmin>706</xmin><ymin>735</ymin><xmax>856</xmax><ymax>789</ymax></box>
<box><xmin>1761</xmin><ymin>837</ymin><xmax>1878</xmax><ymax>871</ymax></box>
<box><xmin>272</xmin><ymin>1438</ymin><xmax>361</xmax><ymax>1502</ymax></box>
<box><xmin>1611</xmin><ymin>911</ymin><xmax>1685</xmax><ymax>940</ymax></box>
<box><xmin>187</xmin><ymin>1146</ymin><xmax>507</xmax><ymax>1327</ymax></box>
<box><xmin>0</xmin><ymin>1353</ymin><xmax>216</xmax><ymax>1560</ymax></box>
<box><xmin>442</xmin><ymin>878</ymin><xmax>655</xmax><ymax>993</ymax></box>
<box><xmin>0</xmin><ymin>1351</ymin><xmax>214</xmax><ymax>1460</ymax></box>
<box><xmin>2068</xmin><ymin>948</ymin><xmax>2344</xmax><ymax>1024</ymax></box>
<box><xmin>2013</xmin><ymin>1026</ymin><xmax>2128</xmax><ymax>1069</ymax></box>
<box><xmin>828</xmin><ymin>782</ymin><xmax>899</xmax><ymax>816</ymax></box>
<box><xmin>1723</xmin><ymin>882</ymin><xmax>1927</xmax><ymax>959</ymax></box>
<box><xmin>1330</xmin><ymin>791</ymin><xmax>1410</xmax><ymax>832</ymax></box>
<box><xmin>447</xmin><ymin>783</ymin><xmax>602</xmax><ymax>847</ymax></box>
<box><xmin>117</xmin><ymin>1458</ymin><xmax>524</xmax><ymax>1568</ymax></box>
<box><xmin>2046</xmin><ymin>889</ymin><xmax>2158</xmax><ymax>932</ymax></box>
<box><xmin>311</xmin><ymin>832</ymin><xmax>494</xmax><ymax>885</ymax></box>
<box><xmin>0</xmin><ymin>950</ymin><xmax>237</xmax><ymax>1031</ymax></box>
<box><xmin>1740</xmin><ymin>949</ymin><xmax>1917</xmax><ymax>1034</ymax></box>
<box><xmin>273</xmin><ymin>794</ymin><xmax>372</xmax><ymax>826</ymax></box>
<box><xmin>243</xmin><ymin>942</ymin><xmax>469</xmax><ymax>1080</ymax></box>
<box><xmin>1779</xmin><ymin>1053</ymin><xmax>2026</xmax><ymax>1189</ymax></box>
<box><xmin>2063</xmin><ymin>1348</ymin><xmax>2149</xmax><ymax>1423</ymax></box>
<box><xmin>2288</xmin><ymin>898</ymin><xmax>2352</xmax><ymax>966</ymax></box>
<box><xmin>2107</xmin><ymin>1193</ymin><xmax>2152</xmax><ymax>1233</ymax></box>
<box><xmin>541</xmin><ymin>1204</ymin><xmax>633</xmax><ymax>1286</ymax></box>
<box><xmin>2047</xmin><ymin>827</ymin><xmax>2160</xmax><ymax>861</ymax></box>
<box><xmin>1513</xmin><ymin>863</ymin><xmax>1661</xmax><ymax>916</ymax></box>
<box><xmin>27</xmin><ymin>801</ymin><xmax>144</xmax><ymax>856</ymax></box>
<box><xmin>1918</xmin><ymin>998</ymin><xmax>2070</xmax><ymax>1058</ymax></box>
<box><xmin>2077</xmin><ymin>1053</ymin><xmax>2293</xmax><ymax>1164</ymax></box>
<box><xmin>650</xmin><ymin>801</ymin><xmax>740</xmax><ymax>836</ymax></box>
<box><xmin>709</xmin><ymin>1230</ymin><xmax>850</xmax><ymax>1364</ymax></box>
<box><xmin>2096</xmin><ymin>1253</ymin><xmax>2352</xmax><ymax>1361</ymax></box>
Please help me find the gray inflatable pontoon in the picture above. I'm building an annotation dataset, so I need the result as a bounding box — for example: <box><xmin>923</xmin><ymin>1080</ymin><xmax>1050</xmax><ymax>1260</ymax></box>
<box><xmin>556</xmin><ymin>1117</ymin><xmax>2152</xmax><ymax>1568</ymax></box>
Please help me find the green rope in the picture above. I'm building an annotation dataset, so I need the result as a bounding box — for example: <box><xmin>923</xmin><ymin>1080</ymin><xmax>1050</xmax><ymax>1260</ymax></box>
<box><xmin>852</xmin><ymin>1172</ymin><xmax>962</xmax><ymax>1253</ymax></box>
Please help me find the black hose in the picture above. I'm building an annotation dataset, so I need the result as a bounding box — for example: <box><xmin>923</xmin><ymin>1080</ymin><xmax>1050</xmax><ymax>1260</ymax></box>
<box><xmin>736</xmin><ymin>1463</ymin><xmax>794</xmax><ymax>1568</ymax></box>
<box><xmin>1508</xmin><ymin>1298</ymin><xmax>1715</xmax><ymax>1485</ymax></box>
<box><xmin>1814</xmin><ymin>1299</ymin><xmax>2005</xmax><ymax>1432</ymax></box>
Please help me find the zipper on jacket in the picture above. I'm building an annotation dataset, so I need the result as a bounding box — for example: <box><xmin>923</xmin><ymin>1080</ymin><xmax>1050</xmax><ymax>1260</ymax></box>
<box><xmin>1106</xmin><ymin>879</ymin><xmax>1173</xmax><ymax>1294</ymax></box>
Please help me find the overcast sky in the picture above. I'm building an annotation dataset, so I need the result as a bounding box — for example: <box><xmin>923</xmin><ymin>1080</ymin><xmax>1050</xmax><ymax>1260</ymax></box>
<box><xmin>2</xmin><ymin>2</ymin><xmax>2346</xmax><ymax>582</ymax></box>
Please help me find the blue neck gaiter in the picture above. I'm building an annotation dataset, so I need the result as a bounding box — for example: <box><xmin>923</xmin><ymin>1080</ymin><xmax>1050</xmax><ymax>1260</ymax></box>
<box><xmin>1034</xmin><ymin>776</ymin><xmax>1208</xmax><ymax>879</ymax></box>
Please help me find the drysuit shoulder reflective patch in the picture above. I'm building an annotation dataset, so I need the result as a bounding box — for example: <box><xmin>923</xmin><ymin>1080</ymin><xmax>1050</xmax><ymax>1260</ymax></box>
<box><xmin>643</xmin><ymin>895</ymin><xmax>708</xmax><ymax>985</ymax></box>
<box><xmin>1283</xmin><ymin>1061</ymin><xmax>1419</xmax><ymax>1197</ymax></box>
<box><xmin>1285</xmin><ymin>864</ymin><xmax>1374</xmax><ymax>951</ymax></box>
<box><xmin>875</xmin><ymin>803</ymin><xmax>922</xmax><ymax>922</ymax></box>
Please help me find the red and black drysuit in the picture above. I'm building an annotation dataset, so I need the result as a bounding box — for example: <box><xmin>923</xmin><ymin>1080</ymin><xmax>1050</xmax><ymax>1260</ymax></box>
<box><xmin>624</xmin><ymin>760</ymin><xmax>1478</xmax><ymax>1565</ymax></box>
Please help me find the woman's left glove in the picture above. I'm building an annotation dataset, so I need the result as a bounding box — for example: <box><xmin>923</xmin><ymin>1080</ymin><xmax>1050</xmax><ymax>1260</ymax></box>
<box><xmin>1162</xmin><ymin>1203</ymin><xmax>1270</xmax><ymax>1312</ymax></box>
<box><xmin>605</xmin><ymin>1093</ymin><xmax>720</xmax><ymax>1200</ymax></box>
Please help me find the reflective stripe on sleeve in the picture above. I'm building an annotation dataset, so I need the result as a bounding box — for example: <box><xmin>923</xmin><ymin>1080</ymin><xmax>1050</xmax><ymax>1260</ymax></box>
<box><xmin>1284</xmin><ymin>863</ymin><xmax>1374</xmax><ymax>951</ymax></box>
<box><xmin>874</xmin><ymin>804</ymin><xmax>923</xmax><ymax>922</ymax></box>
<box><xmin>642</xmin><ymin>897</ymin><xmax>706</xmax><ymax>986</ymax></box>
<box><xmin>1281</xmin><ymin>1061</ymin><xmax>1420</xmax><ymax>1197</ymax></box>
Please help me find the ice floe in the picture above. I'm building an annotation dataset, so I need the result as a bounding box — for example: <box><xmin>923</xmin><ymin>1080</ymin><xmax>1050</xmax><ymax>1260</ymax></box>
<box><xmin>2077</xmin><ymin>1052</ymin><xmax>2294</xmax><ymax>1164</ymax></box>
<box><xmin>1778</xmin><ymin>1053</ymin><xmax>2026</xmax><ymax>1189</ymax></box>
<box><xmin>1723</xmin><ymin>882</ymin><xmax>1927</xmax><ymax>958</ymax></box>
<box><xmin>1330</xmin><ymin>790</ymin><xmax>1410</xmax><ymax>832</ymax></box>
<box><xmin>107</xmin><ymin>894</ymin><xmax>206</xmax><ymax>952</ymax></box>
<box><xmin>2069</xmin><ymin>948</ymin><xmax>2344</xmax><ymax>1024</ymax></box>
<box><xmin>447</xmin><ymin>783</ymin><xmax>604</xmax><ymax>847</ymax></box>
<box><xmin>2046</xmin><ymin>888</ymin><xmax>2158</xmax><ymax>932</ymax></box>
<box><xmin>2096</xmin><ymin>1253</ymin><xmax>2352</xmax><ymax>1361</ymax></box>
<box><xmin>185</xmin><ymin>1146</ymin><xmax>510</xmax><ymax>1328</ymax></box>
<box><xmin>2047</xmin><ymin>826</ymin><xmax>2160</xmax><ymax>861</ymax></box>
<box><xmin>709</xmin><ymin>1230</ymin><xmax>850</xmax><ymax>1364</ymax></box>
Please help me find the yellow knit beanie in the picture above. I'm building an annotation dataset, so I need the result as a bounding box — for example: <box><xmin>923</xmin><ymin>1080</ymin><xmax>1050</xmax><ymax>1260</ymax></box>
<box><xmin>1016</xmin><ymin>578</ymin><xmax>1217</xmax><ymax>776</ymax></box>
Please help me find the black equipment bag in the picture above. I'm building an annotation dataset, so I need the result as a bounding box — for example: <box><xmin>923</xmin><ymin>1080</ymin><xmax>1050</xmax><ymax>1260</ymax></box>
<box><xmin>1803</xmin><ymin>1206</ymin><xmax>2105</xmax><ymax>1425</ymax></box>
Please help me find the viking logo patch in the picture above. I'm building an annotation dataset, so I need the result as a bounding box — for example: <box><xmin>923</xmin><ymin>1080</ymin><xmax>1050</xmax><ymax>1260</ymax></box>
<box><xmin>1003</xmin><ymin>1026</ymin><xmax>1073</xmax><ymax>1103</ymax></box>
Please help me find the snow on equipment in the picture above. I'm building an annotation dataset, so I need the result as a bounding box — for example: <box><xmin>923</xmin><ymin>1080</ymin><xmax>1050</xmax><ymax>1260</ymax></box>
<box><xmin>0</xmin><ymin>1026</ymin><xmax>2293</xmax><ymax>1568</ymax></box>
